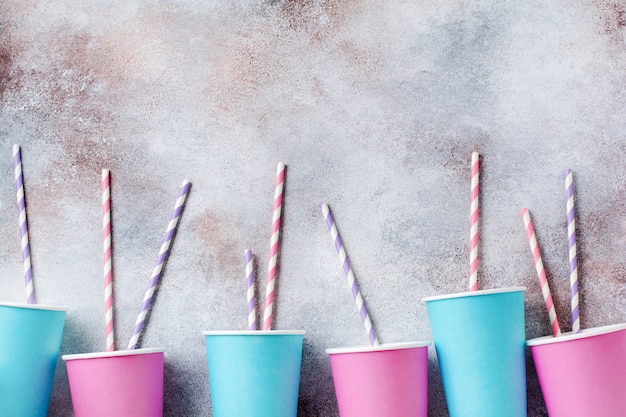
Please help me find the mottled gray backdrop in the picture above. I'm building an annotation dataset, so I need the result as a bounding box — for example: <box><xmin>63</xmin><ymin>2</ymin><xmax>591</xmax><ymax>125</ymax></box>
<box><xmin>1</xmin><ymin>0</ymin><xmax>625</xmax><ymax>416</ymax></box>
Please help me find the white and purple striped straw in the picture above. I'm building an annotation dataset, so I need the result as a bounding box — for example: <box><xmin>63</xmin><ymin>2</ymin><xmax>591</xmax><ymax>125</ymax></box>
<box><xmin>321</xmin><ymin>203</ymin><xmax>379</xmax><ymax>346</ymax></box>
<box><xmin>245</xmin><ymin>250</ymin><xmax>257</xmax><ymax>330</ymax></box>
<box><xmin>13</xmin><ymin>145</ymin><xmax>35</xmax><ymax>305</ymax></box>
<box><xmin>127</xmin><ymin>179</ymin><xmax>191</xmax><ymax>350</ymax></box>
<box><xmin>564</xmin><ymin>169</ymin><xmax>580</xmax><ymax>334</ymax></box>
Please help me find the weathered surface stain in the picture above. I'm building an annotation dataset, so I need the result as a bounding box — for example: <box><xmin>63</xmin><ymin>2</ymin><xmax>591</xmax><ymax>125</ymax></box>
<box><xmin>592</xmin><ymin>0</ymin><xmax>626</xmax><ymax>38</ymax></box>
<box><xmin>0</xmin><ymin>52</ymin><xmax>12</xmax><ymax>101</ymax></box>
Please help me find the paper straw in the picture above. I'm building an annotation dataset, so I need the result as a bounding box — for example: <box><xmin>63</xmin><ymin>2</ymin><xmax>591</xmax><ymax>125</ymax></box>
<box><xmin>12</xmin><ymin>145</ymin><xmax>35</xmax><ymax>305</ymax></box>
<box><xmin>262</xmin><ymin>162</ymin><xmax>285</xmax><ymax>331</ymax></box>
<box><xmin>102</xmin><ymin>169</ymin><xmax>115</xmax><ymax>351</ymax></box>
<box><xmin>321</xmin><ymin>203</ymin><xmax>379</xmax><ymax>346</ymax></box>
<box><xmin>245</xmin><ymin>249</ymin><xmax>257</xmax><ymax>330</ymax></box>
<box><xmin>564</xmin><ymin>169</ymin><xmax>580</xmax><ymax>334</ymax></box>
<box><xmin>469</xmin><ymin>151</ymin><xmax>479</xmax><ymax>291</ymax></box>
<box><xmin>127</xmin><ymin>179</ymin><xmax>191</xmax><ymax>350</ymax></box>
<box><xmin>522</xmin><ymin>208</ymin><xmax>561</xmax><ymax>337</ymax></box>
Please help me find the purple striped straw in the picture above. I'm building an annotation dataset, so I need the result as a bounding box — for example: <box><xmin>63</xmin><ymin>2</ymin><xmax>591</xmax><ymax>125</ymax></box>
<box><xmin>564</xmin><ymin>169</ymin><xmax>580</xmax><ymax>334</ymax></box>
<box><xmin>321</xmin><ymin>203</ymin><xmax>379</xmax><ymax>346</ymax></box>
<box><xmin>245</xmin><ymin>249</ymin><xmax>257</xmax><ymax>330</ymax></box>
<box><xmin>13</xmin><ymin>145</ymin><xmax>35</xmax><ymax>304</ymax></box>
<box><xmin>127</xmin><ymin>179</ymin><xmax>191</xmax><ymax>350</ymax></box>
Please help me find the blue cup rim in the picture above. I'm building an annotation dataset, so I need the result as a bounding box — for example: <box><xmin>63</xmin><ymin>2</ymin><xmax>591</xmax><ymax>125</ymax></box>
<box><xmin>526</xmin><ymin>322</ymin><xmax>626</xmax><ymax>346</ymax></box>
<box><xmin>202</xmin><ymin>330</ymin><xmax>306</xmax><ymax>336</ymax></box>
<box><xmin>422</xmin><ymin>286</ymin><xmax>527</xmax><ymax>303</ymax></box>
<box><xmin>326</xmin><ymin>341</ymin><xmax>431</xmax><ymax>355</ymax></box>
<box><xmin>0</xmin><ymin>301</ymin><xmax>68</xmax><ymax>311</ymax></box>
<box><xmin>62</xmin><ymin>347</ymin><xmax>165</xmax><ymax>361</ymax></box>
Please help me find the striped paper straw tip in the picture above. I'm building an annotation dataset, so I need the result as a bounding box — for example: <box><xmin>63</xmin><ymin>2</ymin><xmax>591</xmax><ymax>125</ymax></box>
<box><xmin>563</xmin><ymin>169</ymin><xmax>580</xmax><ymax>334</ymax></box>
<box><xmin>13</xmin><ymin>144</ymin><xmax>35</xmax><ymax>305</ymax></box>
<box><xmin>103</xmin><ymin>169</ymin><xmax>115</xmax><ymax>351</ymax></box>
<box><xmin>127</xmin><ymin>179</ymin><xmax>191</xmax><ymax>350</ymax></box>
<box><xmin>321</xmin><ymin>203</ymin><xmax>379</xmax><ymax>346</ymax></box>
<box><xmin>262</xmin><ymin>163</ymin><xmax>285</xmax><ymax>331</ymax></box>
<box><xmin>521</xmin><ymin>208</ymin><xmax>561</xmax><ymax>337</ymax></box>
<box><xmin>245</xmin><ymin>249</ymin><xmax>257</xmax><ymax>331</ymax></box>
<box><xmin>469</xmin><ymin>151</ymin><xmax>480</xmax><ymax>292</ymax></box>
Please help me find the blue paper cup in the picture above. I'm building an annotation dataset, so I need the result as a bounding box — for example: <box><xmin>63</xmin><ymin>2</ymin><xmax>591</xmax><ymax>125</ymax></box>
<box><xmin>423</xmin><ymin>287</ymin><xmax>527</xmax><ymax>417</ymax></box>
<box><xmin>0</xmin><ymin>302</ymin><xmax>67</xmax><ymax>417</ymax></box>
<box><xmin>203</xmin><ymin>330</ymin><xmax>305</xmax><ymax>417</ymax></box>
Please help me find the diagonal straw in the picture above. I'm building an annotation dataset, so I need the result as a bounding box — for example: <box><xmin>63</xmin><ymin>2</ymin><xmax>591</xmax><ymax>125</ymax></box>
<box><xmin>564</xmin><ymin>169</ymin><xmax>580</xmax><ymax>334</ymax></box>
<box><xmin>13</xmin><ymin>145</ymin><xmax>35</xmax><ymax>304</ymax></box>
<box><xmin>103</xmin><ymin>169</ymin><xmax>115</xmax><ymax>351</ymax></box>
<box><xmin>245</xmin><ymin>250</ymin><xmax>257</xmax><ymax>330</ymax></box>
<box><xmin>321</xmin><ymin>203</ymin><xmax>379</xmax><ymax>346</ymax></box>
<box><xmin>522</xmin><ymin>208</ymin><xmax>561</xmax><ymax>337</ymax></box>
<box><xmin>262</xmin><ymin>162</ymin><xmax>285</xmax><ymax>331</ymax></box>
<box><xmin>128</xmin><ymin>179</ymin><xmax>191</xmax><ymax>350</ymax></box>
<box><xmin>469</xmin><ymin>151</ymin><xmax>480</xmax><ymax>291</ymax></box>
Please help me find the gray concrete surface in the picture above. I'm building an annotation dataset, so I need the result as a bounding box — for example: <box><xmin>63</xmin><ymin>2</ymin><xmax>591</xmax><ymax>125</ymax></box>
<box><xmin>0</xmin><ymin>0</ymin><xmax>625</xmax><ymax>415</ymax></box>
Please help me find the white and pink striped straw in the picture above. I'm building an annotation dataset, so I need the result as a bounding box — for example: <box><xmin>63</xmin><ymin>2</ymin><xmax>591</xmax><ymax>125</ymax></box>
<box><xmin>245</xmin><ymin>249</ymin><xmax>257</xmax><ymax>330</ymax></box>
<box><xmin>128</xmin><ymin>179</ymin><xmax>191</xmax><ymax>350</ymax></box>
<box><xmin>13</xmin><ymin>144</ymin><xmax>35</xmax><ymax>304</ymax></box>
<box><xmin>564</xmin><ymin>169</ymin><xmax>580</xmax><ymax>334</ymax></box>
<box><xmin>522</xmin><ymin>208</ymin><xmax>561</xmax><ymax>337</ymax></box>
<box><xmin>469</xmin><ymin>151</ymin><xmax>480</xmax><ymax>292</ymax></box>
<box><xmin>262</xmin><ymin>162</ymin><xmax>285</xmax><ymax>331</ymax></box>
<box><xmin>321</xmin><ymin>203</ymin><xmax>379</xmax><ymax>346</ymax></box>
<box><xmin>102</xmin><ymin>169</ymin><xmax>115</xmax><ymax>351</ymax></box>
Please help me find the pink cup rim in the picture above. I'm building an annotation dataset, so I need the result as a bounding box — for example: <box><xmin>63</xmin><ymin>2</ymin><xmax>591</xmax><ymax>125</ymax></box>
<box><xmin>202</xmin><ymin>330</ymin><xmax>306</xmax><ymax>336</ymax></box>
<box><xmin>62</xmin><ymin>347</ymin><xmax>164</xmax><ymax>361</ymax></box>
<box><xmin>422</xmin><ymin>286</ymin><xmax>526</xmax><ymax>303</ymax></box>
<box><xmin>526</xmin><ymin>322</ymin><xmax>626</xmax><ymax>346</ymax></box>
<box><xmin>326</xmin><ymin>341</ymin><xmax>431</xmax><ymax>355</ymax></box>
<box><xmin>0</xmin><ymin>301</ymin><xmax>68</xmax><ymax>311</ymax></box>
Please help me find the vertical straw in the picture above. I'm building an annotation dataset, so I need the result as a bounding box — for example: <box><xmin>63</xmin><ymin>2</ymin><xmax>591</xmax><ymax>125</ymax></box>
<box><xmin>262</xmin><ymin>162</ymin><xmax>285</xmax><ymax>331</ymax></box>
<box><xmin>564</xmin><ymin>169</ymin><xmax>580</xmax><ymax>334</ymax></box>
<box><xmin>13</xmin><ymin>144</ymin><xmax>35</xmax><ymax>305</ymax></box>
<box><xmin>522</xmin><ymin>208</ymin><xmax>561</xmax><ymax>337</ymax></box>
<box><xmin>469</xmin><ymin>151</ymin><xmax>480</xmax><ymax>291</ymax></box>
<box><xmin>127</xmin><ymin>179</ymin><xmax>191</xmax><ymax>350</ymax></box>
<box><xmin>102</xmin><ymin>169</ymin><xmax>115</xmax><ymax>352</ymax></box>
<box><xmin>245</xmin><ymin>250</ymin><xmax>257</xmax><ymax>331</ymax></box>
<box><xmin>321</xmin><ymin>203</ymin><xmax>379</xmax><ymax>346</ymax></box>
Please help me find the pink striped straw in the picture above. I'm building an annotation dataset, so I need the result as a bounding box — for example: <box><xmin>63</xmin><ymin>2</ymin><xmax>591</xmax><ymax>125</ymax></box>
<box><xmin>522</xmin><ymin>208</ymin><xmax>561</xmax><ymax>337</ymax></box>
<box><xmin>469</xmin><ymin>151</ymin><xmax>479</xmax><ymax>291</ymax></box>
<box><xmin>262</xmin><ymin>162</ymin><xmax>285</xmax><ymax>331</ymax></box>
<box><xmin>245</xmin><ymin>249</ymin><xmax>257</xmax><ymax>330</ymax></box>
<box><xmin>102</xmin><ymin>169</ymin><xmax>115</xmax><ymax>352</ymax></box>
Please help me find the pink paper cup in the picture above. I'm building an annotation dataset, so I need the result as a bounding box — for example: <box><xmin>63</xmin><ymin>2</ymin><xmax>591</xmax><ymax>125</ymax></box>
<box><xmin>527</xmin><ymin>323</ymin><xmax>626</xmax><ymax>417</ymax></box>
<box><xmin>326</xmin><ymin>341</ymin><xmax>431</xmax><ymax>417</ymax></box>
<box><xmin>62</xmin><ymin>348</ymin><xmax>164</xmax><ymax>417</ymax></box>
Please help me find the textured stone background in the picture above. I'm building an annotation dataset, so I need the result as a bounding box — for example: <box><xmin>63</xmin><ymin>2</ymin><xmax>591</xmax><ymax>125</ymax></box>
<box><xmin>0</xmin><ymin>0</ymin><xmax>625</xmax><ymax>416</ymax></box>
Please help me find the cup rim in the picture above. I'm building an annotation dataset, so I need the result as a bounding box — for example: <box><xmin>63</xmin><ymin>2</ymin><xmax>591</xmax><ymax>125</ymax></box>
<box><xmin>202</xmin><ymin>330</ymin><xmax>306</xmax><ymax>336</ymax></box>
<box><xmin>0</xmin><ymin>301</ymin><xmax>69</xmax><ymax>311</ymax></box>
<box><xmin>422</xmin><ymin>286</ymin><xmax>527</xmax><ymax>302</ymax></box>
<box><xmin>326</xmin><ymin>341</ymin><xmax>431</xmax><ymax>354</ymax></box>
<box><xmin>526</xmin><ymin>322</ymin><xmax>626</xmax><ymax>346</ymax></box>
<box><xmin>62</xmin><ymin>347</ymin><xmax>165</xmax><ymax>361</ymax></box>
